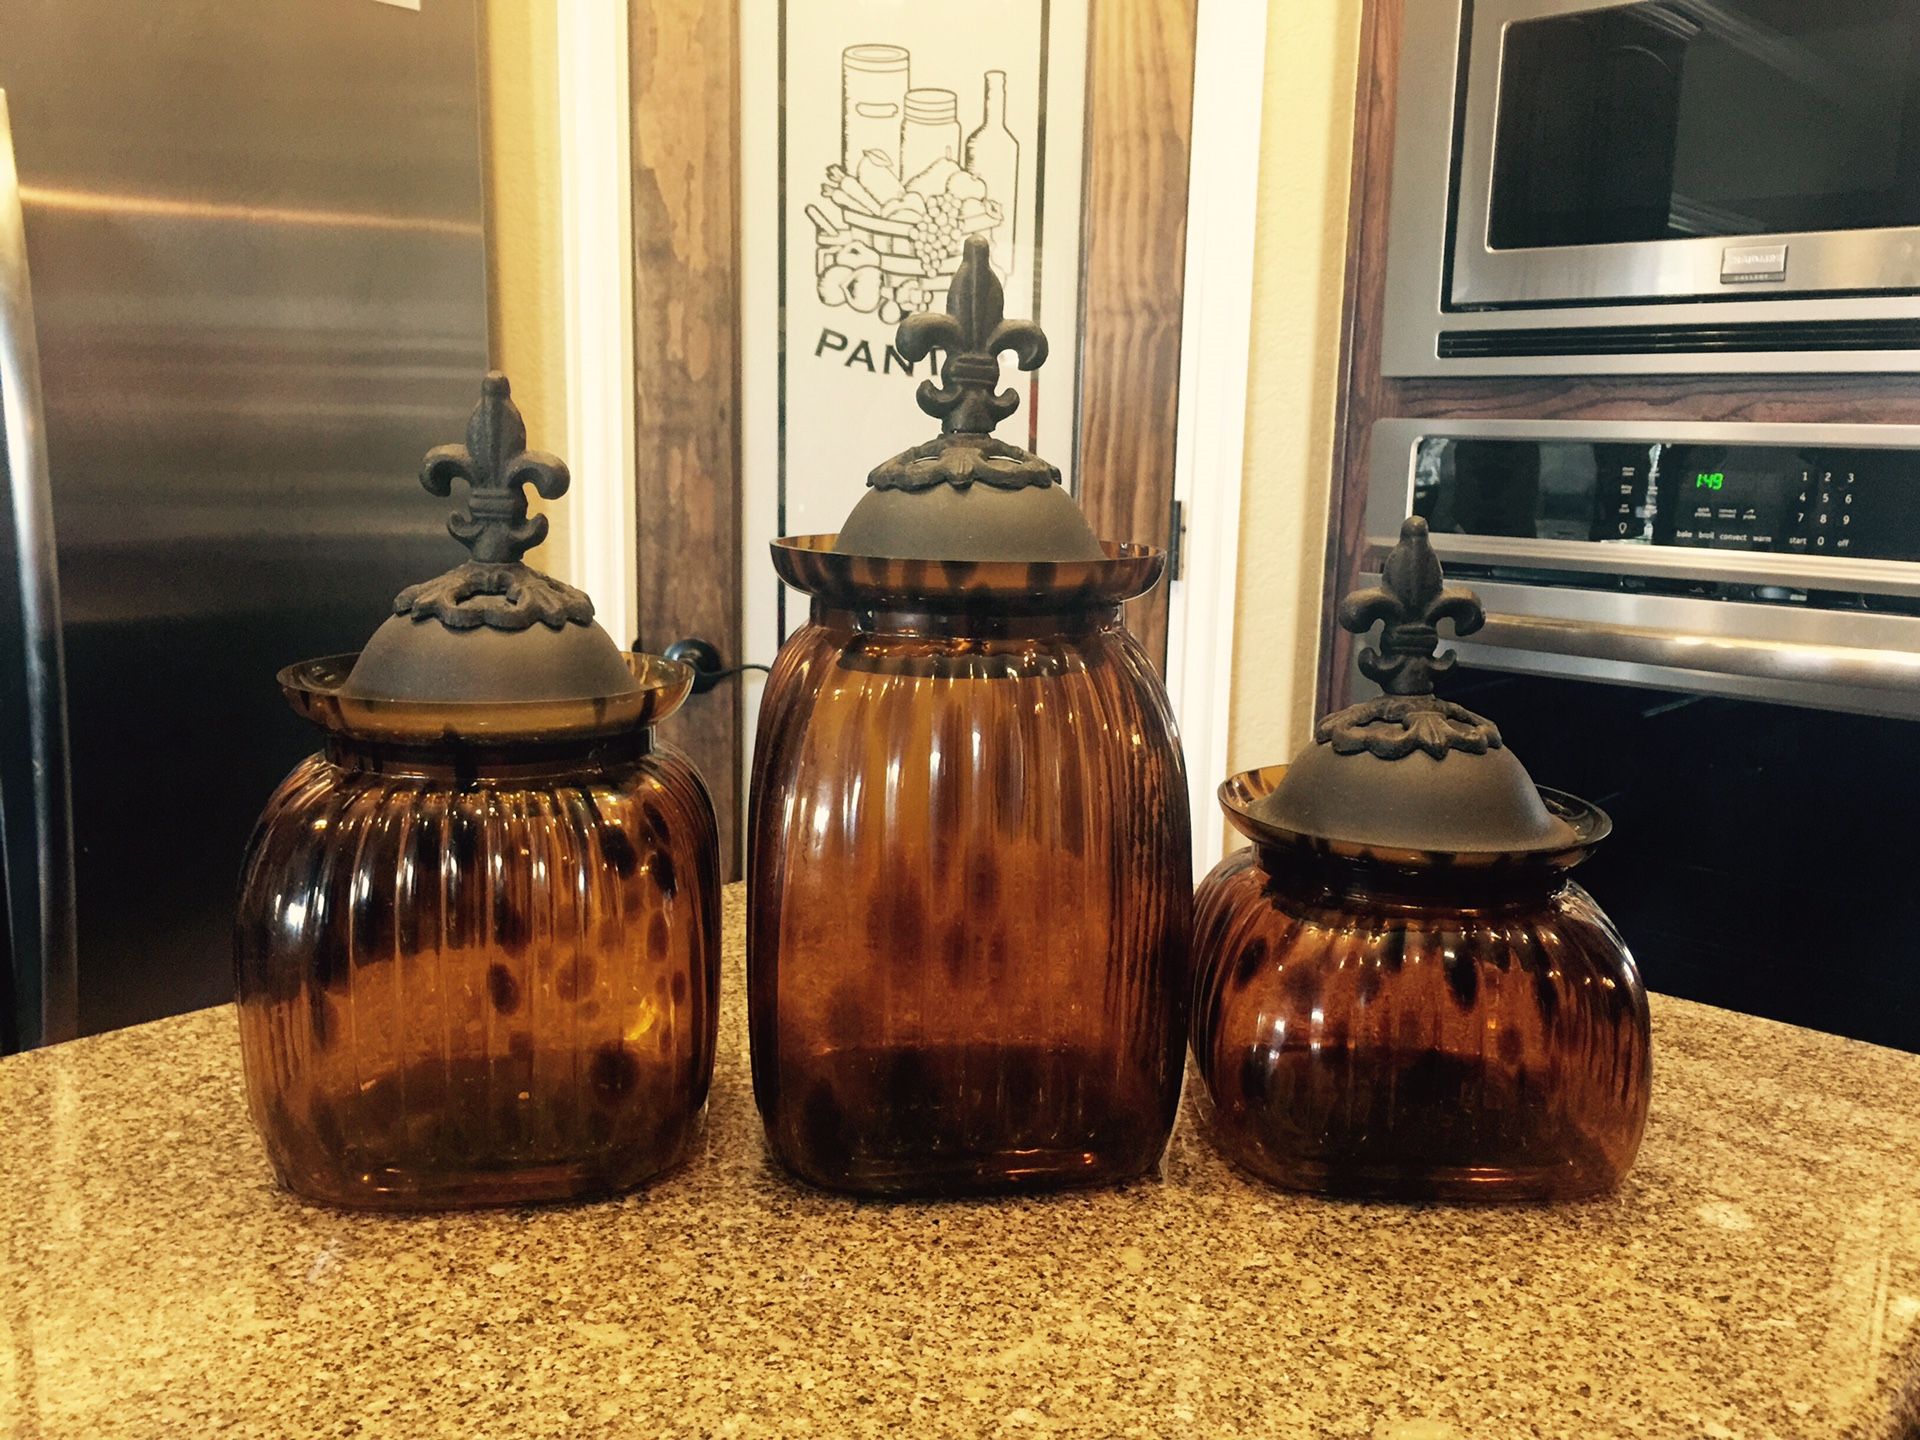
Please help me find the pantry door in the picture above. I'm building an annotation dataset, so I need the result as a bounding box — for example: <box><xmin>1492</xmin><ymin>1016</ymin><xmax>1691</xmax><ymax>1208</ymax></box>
<box><xmin>630</xmin><ymin>0</ymin><xmax>1198</xmax><ymax>875</ymax></box>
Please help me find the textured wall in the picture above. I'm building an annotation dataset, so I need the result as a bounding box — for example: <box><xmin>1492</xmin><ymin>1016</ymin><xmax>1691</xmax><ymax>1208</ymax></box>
<box><xmin>1225</xmin><ymin>4</ymin><xmax>1362</xmax><ymax>779</ymax></box>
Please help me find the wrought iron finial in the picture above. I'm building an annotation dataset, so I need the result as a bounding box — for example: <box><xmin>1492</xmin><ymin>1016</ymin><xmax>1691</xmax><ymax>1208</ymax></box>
<box><xmin>393</xmin><ymin>372</ymin><xmax>594</xmax><ymax>632</ymax></box>
<box><xmin>899</xmin><ymin>235</ymin><xmax>1047</xmax><ymax>435</ymax></box>
<box><xmin>867</xmin><ymin>236</ymin><xmax>1060</xmax><ymax>492</ymax></box>
<box><xmin>1341</xmin><ymin>516</ymin><xmax>1486</xmax><ymax>696</ymax></box>
<box><xmin>421</xmin><ymin>372</ymin><xmax>570</xmax><ymax>564</ymax></box>
<box><xmin>1315</xmin><ymin>516</ymin><xmax>1502</xmax><ymax>760</ymax></box>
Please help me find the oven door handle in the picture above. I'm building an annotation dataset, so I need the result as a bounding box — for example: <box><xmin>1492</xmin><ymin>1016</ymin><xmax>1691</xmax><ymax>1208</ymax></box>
<box><xmin>1469</xmin><ymin>612</ymin><xmax>1920</xmax><ymax>694</ymax></box>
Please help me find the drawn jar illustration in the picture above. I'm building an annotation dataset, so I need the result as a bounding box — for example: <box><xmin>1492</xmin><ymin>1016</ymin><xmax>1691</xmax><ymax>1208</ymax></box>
<box><xmin>841</xmin><ymin>43</ymin><xmax>910</xmax><ymax>173</ymax></box>
<box><xmin>749</xmin><ymin>236</ymin><xmax>1192</xmax><ymax>1196</ymax></box>
<box><xmin>1190</xmin><ymin>518</ymin><xmax>1651</xmax><ymax>1202</ymax></box>
<box><xmin>816</xmin><ymin>48</ymin><xmax>1014</xmax><ymax>323</ymax></box>
<box><xmin>234</xmin><ymin>374</ymin><xmax>719</xmax><ymax>1210</ymax></box>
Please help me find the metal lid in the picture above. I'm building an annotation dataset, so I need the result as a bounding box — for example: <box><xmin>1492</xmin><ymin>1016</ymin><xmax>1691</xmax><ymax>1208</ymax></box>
<box><xmin>338</xmin><ymin>373</ymin><xmax>640</xmax><ymax>704</ymax></box>
<box><xmin>834</xmin><ymin>235</ymin><xmax>1103</xmax><ymax>563</ymax></box>
<box><xmin>1255</xmin><ymin>516</ymin><xmax>1580</xmax><ymax>855</ymax></box>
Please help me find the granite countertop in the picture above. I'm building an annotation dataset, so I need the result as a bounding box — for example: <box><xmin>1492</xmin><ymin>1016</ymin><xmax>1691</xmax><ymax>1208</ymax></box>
<box><xmin>3</xmin><ymin>883</ymin><xmax>1918</xmax><ymax>1439</ymax></box>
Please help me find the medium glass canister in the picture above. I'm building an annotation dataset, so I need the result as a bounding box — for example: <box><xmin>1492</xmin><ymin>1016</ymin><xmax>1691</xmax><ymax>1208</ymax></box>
<box><xmin>748</xmin><ymin>238</ymin><xmax>1192</xmax><ymax>1196</ymax></box>
<box><xmin>1190</xmin><ymin>519</ymin><xmax>1651</xmax><ymax>1202</ymax></box>
<box><xmin>234</xmin><ymin>374</ymin><xmax>720</xmax><ymax>1209</ymax></box>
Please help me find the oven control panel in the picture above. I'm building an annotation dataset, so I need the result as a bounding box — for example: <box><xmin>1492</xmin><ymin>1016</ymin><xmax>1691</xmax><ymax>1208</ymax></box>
<box><xmin>1411</xmin><ymin>439</ymin><xmax>1920</xmax><ymax>564</ymax></box>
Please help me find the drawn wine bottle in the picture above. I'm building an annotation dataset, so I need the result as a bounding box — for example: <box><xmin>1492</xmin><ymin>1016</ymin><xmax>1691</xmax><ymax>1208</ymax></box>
<box><xmin>964</xmin><ymin>69</ymin><xmax>1019</xmax><ymax>275</ymax></box>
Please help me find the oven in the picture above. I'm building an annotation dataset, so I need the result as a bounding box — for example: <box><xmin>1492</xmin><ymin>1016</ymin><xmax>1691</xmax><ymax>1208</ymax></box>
<box><xmin>1356</xmin><ymin>419</ymin><xmax>1920</xmax><ymax>1050</ymax></box>
<box><xmin>1384</xmin><ymin>0</ymin><xmax>1920</xmax><ymax>374</ymax></box>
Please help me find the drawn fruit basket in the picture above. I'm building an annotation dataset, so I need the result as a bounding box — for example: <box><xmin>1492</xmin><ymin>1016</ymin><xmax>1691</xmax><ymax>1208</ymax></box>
<box><xmin>812</xmin><ymin>151</ymin><xmax>1005</xmax><ymax>325</ymax></box>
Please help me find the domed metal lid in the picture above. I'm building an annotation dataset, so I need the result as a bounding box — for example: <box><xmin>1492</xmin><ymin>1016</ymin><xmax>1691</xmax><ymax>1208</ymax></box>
<box><xmin>1253</xmin><ymin>517</ymin><xmax>1584</xmax><ymax>856</ymax></box>
<box><xmin>338</xmin><ymin>373</ymin><xmax>640</xmax><ymax>705</ymax></box>
<box><xmin>834</xmin><ymin>235</ymin><xmax>1103</xmax><ymax>563</ymax></box>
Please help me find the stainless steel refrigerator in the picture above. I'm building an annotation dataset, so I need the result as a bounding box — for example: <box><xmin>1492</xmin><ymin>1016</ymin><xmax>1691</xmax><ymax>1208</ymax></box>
<box><xmin>0</xmin><ymin>1</ymin><xmax>488</xmax><ymax>1048</ymax></box>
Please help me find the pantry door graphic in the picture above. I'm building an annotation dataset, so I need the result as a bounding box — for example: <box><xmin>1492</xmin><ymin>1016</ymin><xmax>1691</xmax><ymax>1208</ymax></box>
<box><xmin>740</xmin><ymin>0</ymin><xmax>1090</xmax><ymax>650</ymax></box>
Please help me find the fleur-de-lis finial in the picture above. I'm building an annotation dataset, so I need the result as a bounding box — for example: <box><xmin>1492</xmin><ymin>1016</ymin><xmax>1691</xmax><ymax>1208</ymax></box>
<box><xmin>394</xmin><ymin>373</ymin><xmax>593</xmax><ymax>632</ymax></box>
<box><xmin>1339</xmin><ymin>516</ymin><xmax>1487</xmax><ymax>696</ymax></box>
<box><xmin>867</xmin><ymin>237</ymin><xmax>1059</xmax><ymax>493</ymax></box>
<box><xmin>896</xmin><ymin>234</ymin><xmax>1048</xmax><ymax>435</ymax></box>
<box><xmin>421</xmin><ymin>373</ymin><xmax>570</xmax><ymax>563</ymax></box>
<box><xmin>1314</xmin><ymin>516</ymin><xmax>1502</xmax><ymax>760</ymax></box>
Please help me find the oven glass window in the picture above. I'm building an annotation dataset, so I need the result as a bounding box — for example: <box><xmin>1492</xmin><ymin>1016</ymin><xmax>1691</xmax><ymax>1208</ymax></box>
<box><xmin>1488</xmin><ymin>0</ymin><xmax>1920</xmax><ymax>250</ymax></box>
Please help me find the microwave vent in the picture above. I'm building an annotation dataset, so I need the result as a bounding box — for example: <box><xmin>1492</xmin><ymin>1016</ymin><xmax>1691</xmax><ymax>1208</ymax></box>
<box><xmin>1437</xmin><ymin>318</ymin><xmax>1920</xmax><ymax>360</ymax></box>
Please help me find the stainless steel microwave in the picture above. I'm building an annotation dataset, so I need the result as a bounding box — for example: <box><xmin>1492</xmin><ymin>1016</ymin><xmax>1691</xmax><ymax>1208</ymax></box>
<box><xmin>1383</xmin><ymin>0</ymin><xmax>1920</xmax><ymax>374</ymax></box>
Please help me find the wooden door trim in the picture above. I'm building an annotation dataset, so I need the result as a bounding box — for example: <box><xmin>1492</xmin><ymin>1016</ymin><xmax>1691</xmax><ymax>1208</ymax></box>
<box><xmin>1076</xmin><ymin>0</ymin><xmax>1200</xmax><ymax>668</ymax></box>
<box><xmin>629</xmin><ymin>0</ymin><xmax>744</xmax><ymax>877</ymax></box>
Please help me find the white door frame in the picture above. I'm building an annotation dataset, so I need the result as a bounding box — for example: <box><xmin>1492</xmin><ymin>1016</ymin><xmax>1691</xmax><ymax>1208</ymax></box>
<box><xmin>555</xmin><ymin>1</ymin><xmax>640</xmax><ymax>649</ymax></box>
<box><xmin>1165</xmin><ymin>0</ymin><xmax>1268</xmax><ymax>875</ymax></box>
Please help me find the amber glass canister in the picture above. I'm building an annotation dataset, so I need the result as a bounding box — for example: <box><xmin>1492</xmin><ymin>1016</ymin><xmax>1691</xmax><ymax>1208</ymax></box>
<box><xmin>748</xmin><ymin>238</ymin><xmax>1191</xmax><ymax>1195</ymax></box>
<box><xmin>234</xmin><ymin>375</ymin><xmax>720</xmax><ymax>1209</ymax></box>
<box><xmin>1190</xmin><ymin>518</ymin><xmax>1651</xmax><ymax>1202</ymax></box>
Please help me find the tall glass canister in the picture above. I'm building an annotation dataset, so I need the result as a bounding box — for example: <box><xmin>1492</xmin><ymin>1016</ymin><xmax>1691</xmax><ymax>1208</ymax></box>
<box><xmin>748</xmin><ymin>238</ymin><xmax>1191</xmax><ymax>1196</ymax></box>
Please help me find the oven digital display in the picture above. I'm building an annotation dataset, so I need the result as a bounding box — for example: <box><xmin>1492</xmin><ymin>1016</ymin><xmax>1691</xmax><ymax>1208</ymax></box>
<box><xmin>1658</xmin><ymin>449</ymin><xmax>1806</xmax><ymax>551</ymax></box>
<box><xmin>1412</xmin><ymin>438</ymin><xmax>1920</xmax><ymax>563</ymax></box>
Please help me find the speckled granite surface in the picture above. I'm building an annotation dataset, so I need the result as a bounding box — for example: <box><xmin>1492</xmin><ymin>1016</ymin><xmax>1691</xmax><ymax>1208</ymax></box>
<box><xmin>3</xmin><ymin>883</ymin><xmax>1918</xmax><ymax>1439</ymax></box>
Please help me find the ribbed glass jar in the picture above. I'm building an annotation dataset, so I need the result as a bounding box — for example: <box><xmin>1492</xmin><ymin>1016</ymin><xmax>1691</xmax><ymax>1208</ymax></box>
<box><xmin>1190</xmin><ymin>765</ymin><xmax>1650</xmax><ymax>1202</ymax></box>
<box><xmin>748</xmin><ymin>539</ymin><xmax>1192</xmax><ymax>1195</ymax></box>
<box><xmin>234</xmin><ymin>657</ymin><xmax>719</xmax><ymax>1209</ymax></box>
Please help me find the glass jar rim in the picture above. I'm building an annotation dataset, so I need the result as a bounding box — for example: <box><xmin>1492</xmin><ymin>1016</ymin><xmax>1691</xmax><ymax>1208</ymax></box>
<box><xmin>772</xmin><ymin>534</ymin><xmax>1164</xmax><ymax>613</ymax></box>
<box><xmin>279</xmin><ymin>652</ymin><xmax>692</xmax><ymax>744</ymax></box>
<box><xmin>1219</xmin><ymin>762</ymin><xmax>1611</xmax><ymax>872</ymax></box>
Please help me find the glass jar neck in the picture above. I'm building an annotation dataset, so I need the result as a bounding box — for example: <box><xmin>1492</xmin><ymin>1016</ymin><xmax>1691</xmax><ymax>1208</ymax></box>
<box><xmin>323</xmin><ymin>728</ymin><xmax>654</xmax><ymax>782</ymax></box>
<box><xmin>1255</xmin><ymin>843</ymin><xmax>1568</xmax><ymax>917</ymax></box>
<box><xmin>811</xmin><ymin>601</ymin><xmax>1122</xmax><ymax>640</ymax></box>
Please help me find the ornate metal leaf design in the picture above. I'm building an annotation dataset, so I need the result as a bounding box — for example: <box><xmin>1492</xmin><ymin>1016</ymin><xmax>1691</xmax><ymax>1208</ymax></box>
<box><xmin>394</xmin><ymin>561</ymin><xmax>594</xmax><ymax>633</ymax></box>
<box><xmin>1315</xmin><ymin>695</ymin><xmax>1503</xmax><ymax>761</ymax></box>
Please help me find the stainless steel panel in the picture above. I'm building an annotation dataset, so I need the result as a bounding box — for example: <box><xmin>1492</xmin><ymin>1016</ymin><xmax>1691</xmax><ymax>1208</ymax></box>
<box><xmin>1362</xmin><ymin>417</ymin><xmax>1920</xmax><ymax>719</ymax></box>
<box><xmin>1404</xmin><ymin>531</ymin><xmax>1920</xmax><ymax>600</ymax></box>
<box><xmin>1466</xmin><ymin>594</ymin><xmax>1920</xmax><ymax>714</ymax></box>
<box><xmin>0</xmin><ymin>94</ymin><xmax>78</xmax><ymax>1050</ymax></box>
<box><xmin>1368</xmin><ymin>416</ymin><xmax>1920</xmax><ymax>597</ymax></box>
<box><xmin>1471</xmin><ymin>613</ymin><xmax>1920</xmax><ymax>695</ymax></box>
<box><xmin>1</xmin><ymin>1</ymin><xmax>487</xmax><ymax>1035</ymax></box>
<box><xmin>1380</xmin><ymin>0</ymin><xmax>1920</xmax><ymax>375</ymax></box>
<box><xmin>1358</xmin><ymin>573</ymin><xmax>1920</xmax><ymax>719</ymax></box>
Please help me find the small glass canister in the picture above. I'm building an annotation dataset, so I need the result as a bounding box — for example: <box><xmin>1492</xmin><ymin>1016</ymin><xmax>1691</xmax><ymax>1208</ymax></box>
<box><xmin>1191</xmin><ymin>518</ymin><xmax>1650</xmax><ymax>1201</ymax></box>
<box><xmin>234</xmin><ymin>374</ymin><xmax>720</xmax><ymax>1209</ymax></box>
<box><xmin>748</xmin><ymin>238</ymin><xmax>1192</xmax><ymax>1196</ymax></box>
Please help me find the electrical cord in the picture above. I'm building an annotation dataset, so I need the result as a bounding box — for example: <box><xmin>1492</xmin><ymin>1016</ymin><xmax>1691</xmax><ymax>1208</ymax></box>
<box><xmin>657</xmin><ymin>638</ymin><xmax>773</xmax><ymax>696</ymax></box>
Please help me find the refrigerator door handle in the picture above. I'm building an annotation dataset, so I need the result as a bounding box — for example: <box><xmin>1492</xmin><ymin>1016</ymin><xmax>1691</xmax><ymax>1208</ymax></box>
<box><xmin>0</xmin><ymin>91</ymin><xmax>79</xmax><ymax>1049</ymax></box>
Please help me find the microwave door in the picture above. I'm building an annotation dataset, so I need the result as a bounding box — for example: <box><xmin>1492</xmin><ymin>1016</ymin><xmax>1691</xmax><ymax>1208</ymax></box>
<box><xmin>1451</xmin><ymin>0</ymin><xmax>1920</xmax><ymax>309</ymax></box>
